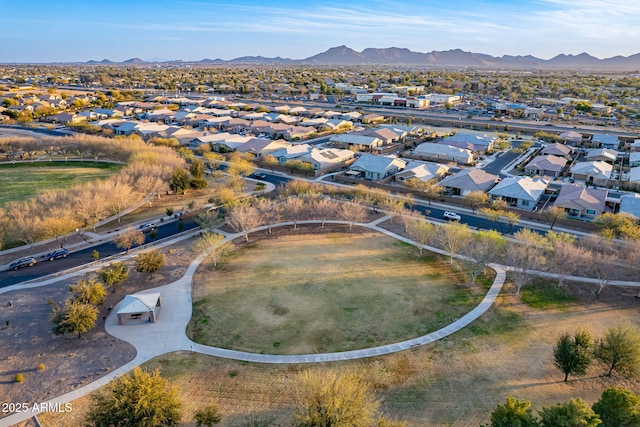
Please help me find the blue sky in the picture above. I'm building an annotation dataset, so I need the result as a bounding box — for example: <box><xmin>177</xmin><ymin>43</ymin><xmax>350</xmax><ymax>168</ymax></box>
<box><xmin>1</xmin><ymin>0</ymin><xmax>639</xmax><ymax>62</ymax></box>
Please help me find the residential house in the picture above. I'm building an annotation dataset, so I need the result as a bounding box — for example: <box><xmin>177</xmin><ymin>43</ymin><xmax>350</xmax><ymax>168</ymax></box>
<box><xmin>541</xmin><ymin>143</ymin><xmax>575</xmax><ymax>157</ymax></box>
<box><xmin>591</xmin><ymin>133</ymin><xmax>620</xmax><ymax>150</ymax></box>
<box><xmin>585</xmin><ymin>148</ymin><xmax>617</xmax><ymax>163</ymax></box>
<box><xmin>330</xmin><ymin>134</ymin><xmax>383</xmax><ymax>151</ymax></box>
<box><xmin>271</xmin><ymin>144</ymin><xmax>313</xmax><ymax>164</ymax></box>
<box><xmin>414</xmin><ymin>143</ymin><xmax>474</xmax><ymax>165</ymax></box>
<box><xmin>298</xmin><ymin>148</ymin><xmax>355</xmax><ymax>172</ymax></box>
<box><xmin>395</xmin><ymin>161</ymin><xmax>450</xmax><ymax>183</ymax></box>
<box><xmin>324</xmin><ymin>119</ymin><xmax>353</xmax><ymax>131</ymax></box>
<box><xmin>439</xmin><ymin>132</ymin><xmax>495</xmax><ymax>153</ymax></box>
<box><xmin>559</xmin><ymin>131</ymin><xmax>584</xmax><ymax>145</ymax></box>
<box><xmin>524</xmin><ymin>155</ymin><xmax>567</xmax><ymax>178</ymax></box>
<box><xmin>47</xmin><ymin>112</ymin><xmax>86</xmax><ymax>124</ymax></box>
<box><xmin>630</xmin><ymin>139</ymin><xmax>640</xmax><ymax>152</ymax></box>
<box><xmin>553</xmin><ymin>184</ymin><xmax>607</xmax><ymax>219</ymax></box>
<box><xmin>299</xmin><ymin>117</ymin><xmax>328</xmax><ymax>127</ymax></box>
<box><xmin>619</xmin><ymin>193</ymin><xmax>640</xmax><ymax>219</ymax></box>
<box><xmin>569</xmin><ymin>161</ymin><xmax>613</xmax><ymax>185</ymax></box>
<box><xmin>438</xmin><ymin>168</ymin><xmax>498</xmax><ymax>196</ymax></box>
<box><xmin>629</xmin><ymin>152</ymin><xmax>640</xmax><ymax>168</ymax></box>
<box><xmin>347</xmin><ymin>154</ymin><xmax>406</xmax><ymax>181</ymax></box>
<box><xmin>236</xmin><ymin>138</ymin><xmax>291</xmax><ymax>158</ymax></box>
<box><xmin>489</xmin><ymin>176</ymin><xmax>548</xmax><ymax>210</ymax></box>
<box><xmin>361</xmin><ymin>113</ymin><xmax>386</xmax><ymax>124</ymax></box>
<box><xmin>364</xmin><ymin>127</ymin><xmax>401</xmax><ymax>145</ymax></box>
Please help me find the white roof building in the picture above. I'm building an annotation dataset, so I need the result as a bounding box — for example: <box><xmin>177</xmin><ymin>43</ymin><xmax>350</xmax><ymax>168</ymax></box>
<box><xmin>489</xmin><ymin>176</ymin><xmax>548</xmax><ymax>210</ymax></box>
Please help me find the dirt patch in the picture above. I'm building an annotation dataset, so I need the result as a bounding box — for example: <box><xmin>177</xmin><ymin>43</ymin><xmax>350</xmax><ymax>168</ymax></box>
<box><xmin>0</xmin><ymin>238</ymin><xmax>197</xmax><ymax>422</ymax></box>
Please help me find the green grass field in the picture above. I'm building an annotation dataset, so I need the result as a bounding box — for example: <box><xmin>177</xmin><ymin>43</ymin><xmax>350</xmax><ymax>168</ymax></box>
<box><xmin>0</xmin><ymin>161</ymin><xmax>122</xmax><ymax>207</ymax></box>
<box><xmin>188</xmin><ymin>232</ymin><xmax>490</xmax><ymax>354</ymax></box>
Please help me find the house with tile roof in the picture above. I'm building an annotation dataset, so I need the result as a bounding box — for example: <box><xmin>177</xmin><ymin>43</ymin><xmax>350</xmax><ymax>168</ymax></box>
<box><xmin>271</xmin><ymin>144</ymin><xmax>314</xmax><ymax>164</ymax></box>
<box><xmin>541</xmin><ymin>143</ymin><xmax>575</xmax><ymax>157</ymax></box>
<box><xmin>396</xmin><ymin>161</ymin><xmax>450</xmax><ymax>183</ymax></box>
<box><xmin>414</xmin><ymin>143</ymin><xmax>474</xmax><ymax>165</ymax></box>
<box><xmin>236</xmin><ymin>138</ymin><xmax>291</xmax><ymax>158</ymax></box>
<box><xmin>569</xmin><ymin>161</ymin><xmax>613</xmax><ymax>185</ymax></box>
<box><xmin>348</xmin><ymin>154</ymin><xmax>406</xmax><ymax>181</ymax></box>
<box><xmin>585</xmin><ymin>148</ymin><xmax>617</xmax><ymax>163</ymax></box>
<box><xmin>438</xmin><ymin>169</ymin><xmax>498</xmax><ymax>196</ymax></box>
<box><xmin>619</xmin><ymin>193</ymin><xmax>640</xmax><ymax>219</ymax></box>
<box><xmin>553</xmin><ymin>184</ymin><xmax>607</xmax><ymax>219</ymax></box>
<box><xmin>298</xmin><ymin>148</ymin><xmax>355</xmax><ymax>172</ymax></box>
<box><xmin>489</xmin><ymin>176</ymin><xmax>548</xmax><ymax>210</ymax></box>
<box><xmin>559</xmin><ymin>131</ymin><xmax>584</xmax><ymax>145</ymax></box>
<box><xmin>591</xmin><ymin>133</ymin><xmax>620</xmax><ymax>150</ymax></box>
<box><xmin>524</xmin><ymin>155</ymin><xmax>567</xmax><ymax>178</ymax></box>
<box><xmin>439</xmin><ymin>132</ymin><xmax>496</xmax><ymax>153</ymax></box>
<box><xmin>330</xmin><ymin>134</ymin><xmax>383</xmax><ymax>151</ymax></box>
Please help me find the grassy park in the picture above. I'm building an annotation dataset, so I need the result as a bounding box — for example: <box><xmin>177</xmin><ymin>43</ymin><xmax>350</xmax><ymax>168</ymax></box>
<box><xmin>188</xmin><ymin>232</ymin><xmax>489</xmax><ymax>354</ymax></box>
<box><xmin>0</xmin><ymin>161</ymin><xmax>122</xmax><ymax>207</ymax></box>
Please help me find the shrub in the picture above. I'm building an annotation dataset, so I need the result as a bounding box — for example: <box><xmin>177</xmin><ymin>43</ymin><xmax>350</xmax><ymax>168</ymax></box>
<box><xmin>38</xmin><ymin>363</ymin><xmax>46</xmax><ymax>371</ymax></box>
<box><xmin>14</xmin><ymin>373</ymin><xmax>24</xmax><ymax>383</ymax></box>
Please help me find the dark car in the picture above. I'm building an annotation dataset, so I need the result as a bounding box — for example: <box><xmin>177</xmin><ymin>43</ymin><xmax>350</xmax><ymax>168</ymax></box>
<box><xmin>250</xmin><ymin>172</ymin><xmax>267</xmax><ymax>180</ymax></box>
<box><xmin>46</xmin><ymin>248</ymin><xmax>69</xmax><ymax>261</ymax></box>
<box><xmin>9</xmin><ymin>256</ymin><xmax>37</xmax><ymax>271</ymax></box>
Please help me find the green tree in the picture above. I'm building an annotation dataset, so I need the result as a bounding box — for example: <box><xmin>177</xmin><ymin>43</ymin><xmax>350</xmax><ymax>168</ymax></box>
<box><xmin>594</xmin><ymin>323</ymin><xmax>640</xmax><ymax>377</ymax></box>
<box><xmin>70</xmin><ymin>277</ymin><xmax>107</xmax><ymax>306</ymax></box>
<box><xmin>194</xmin><ymin>405</ymin><xmax>222</xmax><ymax>426</ymax></box>
<box><xmin>553</xmin><ymin>330</ymin><xmax>594</xmax><ymax>382</ymax></box>
<box><xmin>189</xmin><ymin>159</ymin><xmax>205</xmax><ymax>179</ymax></box>
<box><xmin>489</xmin><ymin>396</ymin><xmax>539</xmax><ymax>427</ymax></box>
<box><xmin>294</xmin><ymin>369</ymin><xmax>380</xmax><ymax>427</ymax></box>
<box><xmin>539</xmin><ymin>398</ymin><xmax>602</xmax><ymax>427</ymax></box>
<box><xmin>135</xmin><ymin>249</ymin><xmax>166</xmax><ymax>279</ymax></box>
<box><xmin>465</xmin><ymin>190</ymin><xmax>489</xmax><ymax>213</ymax></box>
<box><xmin>96</xmin><ymin>262</ymin><xmax>130</xmax><ymax>291</ymax></box>
<box><xmin>86</xmin><ymin>367</ymin><xmax>182</xmax><ymax>427</ymax></box>
<box><xmin>592</xmin><ymin>387</ymin><xmax>640</xmax><ymax>427</ymax></box>
<box><xmin>52</xmin><ymin>300</ymin><xmax>98</xmax><ymax>339</ymax></box>
<box><xmin>169</xmin><ymin>167</ymin><xmax>191</xmax><ymax>194</ymax></box>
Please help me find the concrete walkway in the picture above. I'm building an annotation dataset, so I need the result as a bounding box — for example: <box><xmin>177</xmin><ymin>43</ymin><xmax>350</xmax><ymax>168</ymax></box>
<box><xmin>3</xmin><ymin>219</ymin><xmax>640</xmax><ymax>426</ymax></box>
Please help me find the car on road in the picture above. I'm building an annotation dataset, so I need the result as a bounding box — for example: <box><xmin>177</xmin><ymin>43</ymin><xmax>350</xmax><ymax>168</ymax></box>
<box><xmin>250</xmin><ymin>172</ymin><xmax>267</xmax><ymax>180</ymax></box>
<box><xmin>443</xmin><ymin>211</ymin><xmax>462</xmax><ymax>221</ymax></box>
<box><xmin>9</xmin><ymin>256</ymin><xmax>37</xmax><ymax>271</ymax></box>
<box><xmin>46</xmin><ymin>248</ymin><xmax>69</xmax><ymax>261</ymax></box>
<box><xmin>139</xmin><ymin>222</ymin><xmax>157</xmax><ymax>233</ymax></box>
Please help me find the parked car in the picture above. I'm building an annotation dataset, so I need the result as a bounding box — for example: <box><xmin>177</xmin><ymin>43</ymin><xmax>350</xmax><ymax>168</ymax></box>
<box><xmin>443</xmin><ymin>211</ymin><xmax>462</xmax><ymax>221</ymax></box>
<box><xmin>46</xmin><ymin>248</ymin><xmax>69</xmax><ymax>261</ymax></box>
<box><xmin>9</xmin><ymin>256</ymin><xmax>37</xmax><ymax>271</ymax></box>
<box><xmin>139</xmin><ymin>222</ymin><xmax>157</xmax><ymax>233</ymax></box>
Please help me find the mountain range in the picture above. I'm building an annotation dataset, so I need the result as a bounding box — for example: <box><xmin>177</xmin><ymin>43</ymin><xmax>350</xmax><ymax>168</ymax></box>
<box><xmin>87</xmin><ymin>45</ymin><xmax>640</xmax><ymax>69</ymax></box>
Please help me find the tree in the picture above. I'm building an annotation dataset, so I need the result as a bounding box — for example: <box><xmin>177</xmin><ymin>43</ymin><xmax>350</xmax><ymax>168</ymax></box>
<box><xmin>87</xmin><ymin>366</ymin><xmax>182</xmax><ymax>427</ymax></box>
<box><xmin>406</xmin><ymin>217</ymin><xmax>435</xmax><ymax>255</ymax></box>
<box><xmin>52</xmin><ymin>300</ymin><xmax>98</xmax><ymax>339</ymax></box>
<box><xmin>227</xmin><ymin>202</ymin><xmax>262</xmax><ymax>242</ymax></box>
<box><xmin>189</xmin><ymin>159</ymin><xmax>205</xmax><ymax>179</ymax></box>
<box><xmin>294</xmin><ymin>369</ymin><xmax>380</xmax><ymax>427</ymax></box>
<box><xmin>543</xmin><ymin>205</ymin><xmax>566</xmax><ymax>230</ymax></box>
<box><xmin>539</xmin><ymin>398</ymin><xmax>602</xmax><ymax>427</ymax></box>
<box><xmin>170</xmin><ymin>167</ymin><xmax>191</xmax><ymax>194</ymax></box>
<box><xmin>193</xmin><ymin>232</ymin><xmax>234</xmax><ymax>268</ymax></box>
<box><xmin>380</xmin><ymin>197</ymin><xmax>406</xmax><ymax>225</ymax></box>
<box><xmin>594</xmin><ymin>323</ymin><xmax>640</xmax><ymax>377</ymax></box>
<box><xmin>195</xmin><ymin>209</ymin><xmax>220</xmax><ymax>232</ymax></box>
<box><xmin>592</xmin><ymin>387</ymin><xmax>640</xmax><ymax>427</ymax></box>
<box><xmin>506</xmin><ymin>229</ymin><xmax>547</xmax><ymax>295</ymax></box>
<box><xmin>553</xmin><ymin>330</ymin><xmax>594</xmax><ymax>382</ymax></box>
<box><xmin>135</xmin><ymin>249</ymin><xmax>166</xmax><ymax>279</ymax></box>
<box><xmin>465</xmin><ymin>190</ymin><xmax>489</xmax><ymax>214</ymax></box>
<box><xmin>203</xmin><ymin>151</ymin><xmax>224</xmax><ymax>171</ymax></box>
<box><xmin>436</xmin><ymin>221</ymin><xmax>472</xmax><ymax>264</ymax></box>
<box><xmin>460</xmin><ymin>230</ymin><xmax>505</xmax><ymax>286</ymax></box>
<box><xmin>70</xmin><ymin>277</ymin><xmax>107</xmax><ymax>306</ymax></box>
<box><xmin>340</xmin><ymin>200</ymin><xmax>368</xmax><ymax>231</ymax></box>
<box><xmin>114</xmin><ymin>228</ymin><xmax>145</xmax><ymax>254</ymax></box>
<box><xmin>96</xmin><ymin>261</ymin><xmax>130</xmax><ymax>291</ymax></box>
<box><xmin>261</xmin><ymin>154</ymin><xmax>279</xmax><ymax>172</ymax></box>
<box><xmin>489</xmin><ymin>396</ymin><xmax>539</xmax><ymax>427</ymax></box>
<box><xmin>194</xmin><ymin>405</ymin><xmax>222</xmax><ymax>426</ymax></box>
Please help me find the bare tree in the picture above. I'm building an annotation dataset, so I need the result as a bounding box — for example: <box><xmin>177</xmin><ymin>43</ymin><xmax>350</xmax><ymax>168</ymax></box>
<box><xmin>544</xmin><ymin>205</ymin><xmax>566</xmax><ymax>230</ymax></box>
<box><xmin>506</xmin><ymin>229</ymin><xmax>548</xmax><ymax>295</ymax></box>
<box><xmin>435</xmin><ymin>222</ymin><xmax>473</xmax><ymax>264</ymax></box>
<box><xmin>459</xmin><ymin>230</ymin><xmax>506</xmax><ymax>285</ymax></box>
<box><xmin>192</xmin><ymin>232</ymin><xmax>234</xmax><ymax>268</ymax></box>
<box><xmin>311</xmin><ymin>197</ymin><xmax>340</xmax><ymax>229</ymax></box>
<box><xmin>226</xmin><ymin>202</ymin><xmax>262</xmax><ymax>242</ymax></box>
<box><xmin>465</xmin><ymin>191</ymin><xmax>489</xmax><ymax>214</ymax></box>
<box><xmin>280</xmin><ymin>196</ymin><xmax>306</xmax><ymax>229</ymax></box>
<box><xmin>545</xmin><ymin>232</ymin><xmax>583</xmax><ymax>286</ymax></box>
<box><xmin>340</xmin><ymin>200</ymin><xmax>368</xmax><ymax>231</ymax></box>
<box><xmin>380</xmin><ymin>197</ymin><xmax>406</xmax><ymax>225</ymax></box>
<box><xmin>254</xmin><ymin>197</ymin><xmax>281</xmax><ymax>234</ymax></box>
<box><xmin>406</xmin><ymin>216</ymin><xmax>435</xmax><ymax>255</ymax></box>
<box><xmin>114</xmin><ymin>228</ymin><xmax>145</xmax><ymax>254</ymax></box>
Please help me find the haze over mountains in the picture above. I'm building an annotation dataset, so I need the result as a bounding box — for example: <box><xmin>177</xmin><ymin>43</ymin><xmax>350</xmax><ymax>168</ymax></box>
<box><xmin>85</xmin><ymin>45</ymin><xmax>640</xmax><ymax>69</ymax></box>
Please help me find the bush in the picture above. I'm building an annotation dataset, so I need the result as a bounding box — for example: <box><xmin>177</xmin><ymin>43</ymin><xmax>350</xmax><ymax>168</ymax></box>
<box><xmin>14</xmin><ymin>373</ymin><xmax>24</xmax><ymax>383</ymax></box>
<box><xmin>38</xmin><ymin>363</ymin><xmax>46</xmax><ymax>371</ymax></box>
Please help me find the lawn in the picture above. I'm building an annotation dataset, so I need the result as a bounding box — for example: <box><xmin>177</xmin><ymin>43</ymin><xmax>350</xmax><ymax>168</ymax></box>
<box><xmin>188</xmin><ymin>232</ymin><xmax>487</xmax><ymax>354</ymax></box>
<box><xmin>0</xmin><ymin>161</ymin><xmax>122</xmax><ymax>207</ymax></box>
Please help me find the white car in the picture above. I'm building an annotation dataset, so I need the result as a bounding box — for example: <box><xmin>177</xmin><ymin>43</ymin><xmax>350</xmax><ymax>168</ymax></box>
<box><xmin>139</xmin><ymin>222</ymin><xmax>157</xmax><ymax>233</ymax></box>
<box><xmin>443</xmin><ymin>211</ymin><xmax>462</xmax><ymax>221</ymax></box>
